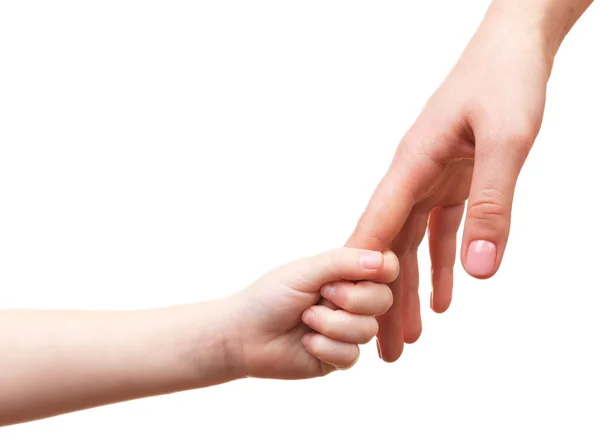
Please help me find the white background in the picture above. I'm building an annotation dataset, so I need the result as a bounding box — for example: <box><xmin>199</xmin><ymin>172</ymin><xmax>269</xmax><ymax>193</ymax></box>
<box><xmin>1</xmin><ymin>1</ymin><xmax>599</xmax><ymax>439</ymax></box>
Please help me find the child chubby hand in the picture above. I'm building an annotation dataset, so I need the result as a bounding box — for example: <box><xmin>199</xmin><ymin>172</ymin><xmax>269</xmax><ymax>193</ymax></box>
<box><xmin>0</xmin><ymin>248</ymin><xmax>399</xmax><ymax>426</ymax></box>
<box><xmin>228</xmin><ymin>248</ymin><xmax>400</xmax><ymax>379</ymax></box>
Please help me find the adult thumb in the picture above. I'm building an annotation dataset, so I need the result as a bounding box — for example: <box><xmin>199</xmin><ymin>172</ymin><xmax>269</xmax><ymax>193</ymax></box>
<box><xmin>461</xmin><ymin>130</ymin><xmax>533</xmax><ymax>279</ymax></box>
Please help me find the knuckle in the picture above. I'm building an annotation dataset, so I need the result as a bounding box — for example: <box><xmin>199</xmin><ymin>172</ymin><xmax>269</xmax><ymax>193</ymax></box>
<box><xmin>469</xmin><ymin>200</ymin><xmax>504</xmax><ymax>221</ymax></box>
<box><xmin>399</xmin><ymin>129</ymin><xmax>431</xmax><ymax>159</ymax></box>
<box><xmin>480</xmin><ymin>116</ymin><xmax>539</xmax><ymax>159</ymax></box>
<box><xmin>506</xmin><ymin>115</ymin><xmax>540</xmax><ymax>146</ymax></box>
<box><xmin>467</xmin><ymin>193</ymin><xmax>510</xmax><ymax>238</ymax></box>
<box><xmin>468</xmin><ymin>188</ymin><xmax>507</xmax><ymax>220</ymax></box>
<box><xmin>403</xmin><ymin>289</ymin><xmax>418</xmax><ymax>299</ymax></box>
<box><xmin>431</xmin><ymin>261</ymin><xmax>455</xmax><ymax>273</ymax></box>
<box><xmin>353</xmin><ymin>217</ymin><xmax>388</xmax><ymax>251</ymax></box>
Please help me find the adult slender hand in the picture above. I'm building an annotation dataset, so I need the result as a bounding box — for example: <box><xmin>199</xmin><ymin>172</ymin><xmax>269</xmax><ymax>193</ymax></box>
<box><xmin>344</xmin><ymin>0</ymin><xmax>594</xmax><ymax>362</ymax></box>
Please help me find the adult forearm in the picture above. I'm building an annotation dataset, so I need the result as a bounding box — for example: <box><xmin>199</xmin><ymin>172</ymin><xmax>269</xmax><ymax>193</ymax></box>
<box><xmin>0</xmin><ymin>301</ymin><xmax>238</xmax><ymax>426</ymax></box>
<box><xmin>486</xmin><ymin>0</ymin><xmax>594</xmax><ymax>68</ymax></box>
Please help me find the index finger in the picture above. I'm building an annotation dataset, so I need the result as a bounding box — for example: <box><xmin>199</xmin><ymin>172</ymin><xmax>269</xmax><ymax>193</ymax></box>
<box><xmin>346</xmin><ymin>150</ymin><xmax>437</xmax><ymax>251</ymax></box>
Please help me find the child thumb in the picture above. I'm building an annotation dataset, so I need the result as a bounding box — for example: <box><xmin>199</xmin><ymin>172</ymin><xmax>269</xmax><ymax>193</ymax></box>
<box><xmin>281</xmin><ymin>248</ymin><xmax>388</xmax><ymax>293</ymax></box>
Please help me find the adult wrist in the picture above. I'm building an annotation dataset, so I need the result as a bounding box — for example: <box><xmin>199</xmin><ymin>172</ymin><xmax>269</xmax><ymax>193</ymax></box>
<box><xmin>485</xmin><ymin>0</ymin><xmax>593</xmax><ymax>72</ymax></box>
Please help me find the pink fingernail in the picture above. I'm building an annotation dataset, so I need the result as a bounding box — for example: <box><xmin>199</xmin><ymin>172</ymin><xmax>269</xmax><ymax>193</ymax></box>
<box><xmin>321</xmin><ymin>284</ymin><xmax>335</xmax><ymax>300</ymax></box>
<box><xmin>301</xmin><ymin>333</ymin><xmax>312</xmax><ymax>347</ymax></box>
<box><xmin>465</xmin><ymin>240</ymin><xmax>496</xmax><ymax>277</ymax></box>
<box><xmin>359</xmin><ymin>251</ymin><xmax>382</xmax><ymax>270</ymax></box>
<box><xmin>302</xmin><ymin>309</ymin><xmax>315</xmax><ymax>324</ymax></box>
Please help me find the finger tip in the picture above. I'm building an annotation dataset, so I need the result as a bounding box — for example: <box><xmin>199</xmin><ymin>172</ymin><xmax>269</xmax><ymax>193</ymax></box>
<box><xmin>383</xmin><ymin>250</ymin><xmax>401</xmax><ymax>275</ymax></box>
<box><xmin>380</xmin><ymin>353</ymin><xmax>402</xmax><ymax>363</ymax></box>
<box><xmin>467</xmin><ymin>270</ymin><xmax>496</xmax><ymax>280</ymax></box>
<box><xmin>403</xmin><ymin>328</ymin><xmax>422</xmax><ymax>345</ymax></box>
<box><xmin>383</xmin><ymin>248</ymin><xmax>399</xmax><ymax>262</ymax></box>
<box><xmin>432</xmin><ymin>304</ymin><xmax>450</xmax><ymax>314</ymax></box>
<box><xmin>431</xmin><ymin>292</ymin><xmax>451</xmax><ymax>314</ymax></box>
<box><xmin>463</xmin><ymin>240</ymin><xmax>500</xmax><ymax>278</ymax></box>
<box><xmin>377</xmin><ymin>342</ymin><xmax>404</xmax><ymax>363</ymax></box>
<box><xmin>460</xmin><ymin>259</ymin><xmax>495</xmax><ymax>279</ymax></box>
<box><xmin>301</xmin><ymin>333</ymin><xmax>313</xmax><ymax>349</ymax></box>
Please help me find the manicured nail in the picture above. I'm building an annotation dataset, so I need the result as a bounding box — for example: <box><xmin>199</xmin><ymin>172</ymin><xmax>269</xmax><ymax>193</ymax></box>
<box><xmin>465</xmin><ymin>240</ymin><xmax>496</xmax><ymax>277</ymax></box>
<box><xmin>321</xmin><ymin>284</ymin><xmax>335</xmax><ymax>301</ymax></box>
<box><xmin>302</xmin><ymin>309</ymin><xmax>315</xmax><ymax>324</ymax></box>
<box><xmin>359</xmin><ymin>251</ymin><xmax>382</xmax><ymax>270</ymax></box>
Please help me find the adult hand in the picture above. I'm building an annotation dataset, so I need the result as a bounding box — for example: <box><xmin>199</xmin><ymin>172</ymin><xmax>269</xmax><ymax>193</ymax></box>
<box><xmin>344</xmin><ymin>0</ymin><xmax>592</xmax><ymax>362</ymax></box>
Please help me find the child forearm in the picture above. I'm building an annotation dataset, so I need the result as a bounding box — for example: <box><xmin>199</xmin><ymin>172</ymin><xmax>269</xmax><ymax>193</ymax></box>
<box><xmin>0</xmin><ymin>248</ymin><xmax>399</xmax><ymax>426</ymax></box>
<box><xmin>0</xmin><ymin>301</ymin><xmax>239</xmax><ymax>426</ymax></box>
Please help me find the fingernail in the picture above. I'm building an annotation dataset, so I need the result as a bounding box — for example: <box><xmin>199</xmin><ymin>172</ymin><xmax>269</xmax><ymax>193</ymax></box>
<box><xmin>465</xmin><ymin>240</ymin><xmax>496</xmax><ymax>277</ymax></box>
<box><xmin>359</xmin><ymin>251</ymin><xmax>382</xmax><ymax>270</ymax></box>
<box><xmin>302</xmin><ymin>309</ymin><xmax>315</xmax><ymax>324</ymax></box>
<box><xmin>376</xmin><ymin>339</ymin><xmax>382</xmax><ymax>359</ymax></box>
<box><xmin>321</xmin><ymin>284</ymin><xmax>335</xmax><ymax>301</ymax></box>
<box><xmin>301</xmin><ymin>333</ymin><xmax>312</xmax><ymax>347</ymax></box>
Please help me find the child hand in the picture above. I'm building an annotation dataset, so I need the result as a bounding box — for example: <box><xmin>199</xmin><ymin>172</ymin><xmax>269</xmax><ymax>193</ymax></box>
<box><xmin>227</xmin><ymin>248</ymin><xmax>400</xmax><ymax>379</ymax></box>
<box><xmin>0</xmin><ymin>248</ymin><xmax>398</xmax><ymax>425</ymax></box>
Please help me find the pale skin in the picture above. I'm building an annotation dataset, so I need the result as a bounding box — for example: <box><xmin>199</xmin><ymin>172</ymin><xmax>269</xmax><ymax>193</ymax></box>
<box><xmin>341</xmin><ymin>0</ymin><xmax>595</xmax><ymax>362</ymax></box>
<box><xmin>1</xmin><ymin>0</ymin><xmax>594</xmax><ymax>427</ymax></box>
<box><xmin>0</xmin><ymin>248</ymin><xmax>399</xmax><ymax>426</ymax></box>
